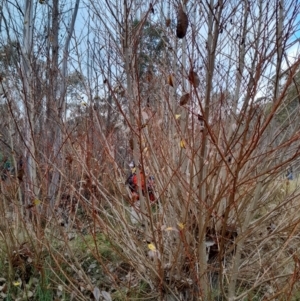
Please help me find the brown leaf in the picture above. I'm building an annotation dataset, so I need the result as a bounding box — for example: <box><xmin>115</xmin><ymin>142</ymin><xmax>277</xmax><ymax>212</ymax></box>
<box><xmin>176</xmin><ymin>7</ymin><xmax>188</xmax><ymax>39</ymax></box>
<box><xmin>150</xmin><ymin>3</ymin><xmax>154</xmax><ymax>14</ymax></box>
<box><xmin>66</xmin><ymin>154</ymin><xmax>73</xmax><ymax>165</ymax></box>
<box><xmin>166</xmin><ymin>18</ymin><xmax>171</xmax><ymax>27</ymax></box>
<box><xmin>145</xmin><ymin>69</ymin><xmax>153</xmax><ymax>82</ymax></box>
<box><xmin>0</xmin><ymin>284</ymin><xmax>7</xmax><ymax>293</ymax></box>
<box><xmin>180</xmin><ymin>93</ymin><xmax>190</xmax><ymax>106</ymax></box>
<box><xmin>17</xmin><ymin>169</ymin><xmax>24</xmax><ymax>181</ymax></box>
<box><xmin>197</xmin><ymin>114</ymin><xmax>204</xmax><ymax>121</ymax></box>
<box><xmin>167</xmin><ymin>74</ymin><xmax>174</xmax><ymax>87</ymax></box>
<box><xmin>129</xmin><ymin>138</ymin><xmax>134</xmax><ymax>150</ymax></box>
<box><xmin>188</xmin><ymin>70</ymin><xmax>200</xmax><ymax>87</ymax></box>
<box><xmin>198</xmin><ymin>114</ymin><xmax>204</xmax><ymax>132</ymax></box>
<box><xmin>25</xmin><ymin>204</ymin><xmax>34</xmax><ymax>209</ymax></box>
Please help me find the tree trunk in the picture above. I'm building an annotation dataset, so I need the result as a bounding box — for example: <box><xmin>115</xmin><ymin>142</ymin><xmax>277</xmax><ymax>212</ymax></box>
<box><xmin>22</xmin><ymin>0</ymin><xmax>38</xmax><ymax>208</ymax></box>
<box><xmin>48</xmin><ymin>0</ymin><xmax>80</xmax><ymax>210</ymax></box>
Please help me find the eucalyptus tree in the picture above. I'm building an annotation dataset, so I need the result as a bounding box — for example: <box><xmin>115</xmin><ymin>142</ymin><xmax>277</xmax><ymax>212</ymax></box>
<box><xmin>0</xmin><ymin>0</ymin><xmax>80</xmax><ymax>215</ymax></box>
<box><xmin>45</xmin><ymin>0</ymin><xmax>80</xmax><ymax>209</ymax></box>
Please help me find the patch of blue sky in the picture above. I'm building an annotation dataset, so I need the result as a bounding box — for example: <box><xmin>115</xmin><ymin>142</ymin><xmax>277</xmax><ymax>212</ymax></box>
<box><xmin>17</xmin><ymin>0</ymin><xmax>298</xmax><ymax>114</ymax></box>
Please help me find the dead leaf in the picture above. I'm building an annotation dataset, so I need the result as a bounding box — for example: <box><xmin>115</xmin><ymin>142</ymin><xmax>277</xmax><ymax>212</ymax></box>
<box><xmin>0</xmin><ymin>284</ymin><xmax>7</xmax><ymax>293</ymax></box>
<box><xmin>176</xmin><ymin>6</ymin><xmax>188</xmax><ymax>39</ymax></box>
<box><xmin>101</xmin><ymin>291</ymin><xmax>112</xmax><ymax>301</ymax></box>
<box><xmin>27</xmin><ymin>291</ymin><xmax>33</xmax><ymax>298</ymax></box>
<box><xmin>33</xmin><ymin>199</ymin><xmax>41</xmax><ymax>206</ymax></box>
<box><xmin>148</xmin><ymin>243</ymin><xmax>156</xmax><ymax>251</ymax></box>
<box><xmin>145</xmin><ymin>69</ymin><xmax>153</xmax><ymax>82</ymax></box>
<box><xmin>143</xmin><ymin>147</ymin><xmax>148</xmax><ymax>154</ymax></box>
<box><xmin>164</xmin><ymin>227</ymin><xmax>179</xmax><ymax>232</ymax></box>
<box><xmin>25</xmin><ymin>204</ymin><xmax>34</xmax><ymax>209</ymax></box>
<box><xmin>129</xmin><ymin>138</ymin><xmax>134</xmax><ymax>150</ymax></box>
<box><xmin>148</xmin><ymin>249</ymin><xmax>161</xmax><ymax>260</ymax></box>
<box><xmin>197</xmin><ymin>114</ymin><xmax>204</xmax><ymax>121</ymax></box>
<box><xmin>188</xmin><ymin>70</ymin><xmax>200</xmax><ymax>87</ymax></box>
<box><xmin>17</xmin><ymin>169</ymin><xmax>24</xmax><ymax>181</ymax></box>
<box><xmin>141</xmin><ymin>110</ymin><xmax>149</xmax><ymax>120</ymax></box>
<box><xmin>180</xmin><ymin>93</ymin><xmax>190</xmax><ymax>106</ymax></box>
<box><xmin>70</xmin><ymin>291</ymin><xmax>76</xmax><ymax>301</ymax></box>
<box><xmin>13</xmin><ymin>281</ymin><xmax>21</xmax><ymax>287</ymax></box>
<box><xmin>93</xmin><ymin>287</ymin><xmax>101</xmax><ymax>301</ymax></box>
<box><xmin>177</xmin><ymin>222</ymin><xmax>185</xmax><ymax>230</ymax></box>
<box><xmin>166</xmin><ymin>18</ymin><xmax>171</xmax><ymax>27</ymax></box>
<box><xmin>167</xmin><ymin>74</ymin><xmax>174</xmax><ymax>87</ymax></box>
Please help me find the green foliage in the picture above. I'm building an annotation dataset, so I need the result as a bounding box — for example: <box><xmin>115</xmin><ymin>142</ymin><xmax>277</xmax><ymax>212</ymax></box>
<box><xmin>67</xmin><ymin>71</ymin><xmax>85</xmax><ymax>92</ymax></box>
<box><xmin>273</xmin><ymin>66</ymin><xmax>300</xmax><ymax>126</ymax></box>
<box><xmin>284</xmin><ymin>68</ymin><xmax>300</xmax><ymax>104</ymax></box>
<box><xmin>35</xmin><ymin>270</ymin><xmax>54</xmax><ymax>301</ymax></box>
<box><xmin>0</xmin><ymin>41</ymin><xmax>20</xmax><ymax>67</ymax></box>
<box><xmin>112</xmin><ymin>279</ymin><xmax>155</xmax><ymax>301</ymax></box>
<box><xmin>71</xmin><ymin>233</ymin><xmax>119</xmax><ymax>262</ymax></box>
<box><xmin>133</xmin><ymin>19</ymin><xmax>167</xmax><ymax>75</ymax></box>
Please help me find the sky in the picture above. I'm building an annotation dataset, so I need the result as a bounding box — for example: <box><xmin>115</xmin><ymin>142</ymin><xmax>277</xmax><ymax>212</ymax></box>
<box><xmin>2</xmin><ymin>0</ymin><xmax>299</xmax><ymax>109</ymax></box>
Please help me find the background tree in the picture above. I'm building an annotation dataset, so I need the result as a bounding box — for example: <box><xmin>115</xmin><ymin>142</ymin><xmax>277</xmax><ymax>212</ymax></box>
<box><xmin>0</xmin><ymin>0</ymin><xmax>300</xmax><ymax>300</ymax></box>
